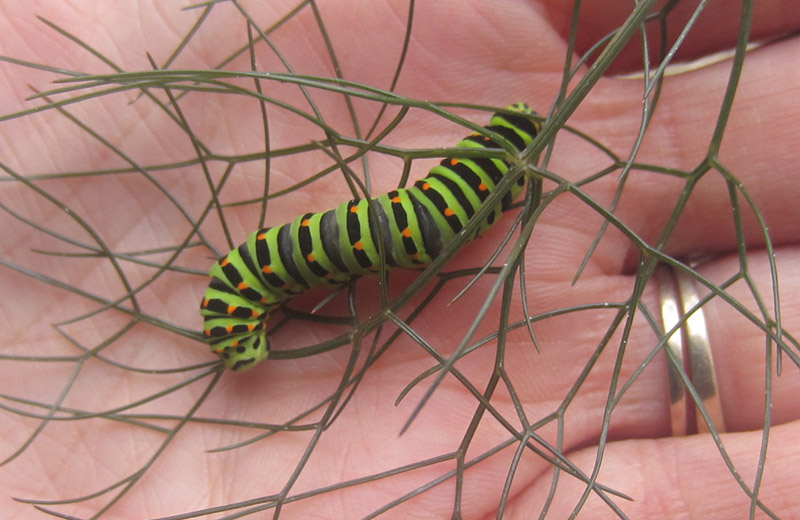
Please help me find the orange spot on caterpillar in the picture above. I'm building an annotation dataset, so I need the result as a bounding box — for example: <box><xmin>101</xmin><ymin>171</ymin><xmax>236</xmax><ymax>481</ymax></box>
<box><xmin>262</xmin><ymin>265</ymin><xmax>273</xmax><ymax>274</ymax></box>
<box><xmin>226</xmin><ymin>325</ymin><xmax>234</xmax><ymax>333</ymax></box>
<box><xmin>227</xmin><ymin>305</ymin><xmax>237</xmax><ymax>314</ymax></box>
<box><xmin>237</xmin><ymin>282</ymin><xmax>248</xmax><ymax>291</ymax></box>
<box><xmin>479</xmin><ymin>183</ymin><xmax>488</xmax><ymax>191</ymax></box>
<box><xmin>302</xmin><ymin>218</ymin><xmax>311</xmax><ymax>227</ymax></box>
<box><xmin>257</xmin><ymin>232</ymin><xmax>267</xmax><ymax>241</ymax></box>
<box><xmin>449</xmin><ymin>158</ymin><xmax>459</xmax><ymax>166</ymax></box>
<box><xmin>392</xmin><ymin>195</ymin><xmax>402</xmax><ymax>203</ymax></box>
<box><xmin>445</xmin><ymin>208</ymin><xmax>455</xmax><ymax>216</ymax></box>
<box><xmin>421</xmin><ymin>182</ymin><xmax>431</xmax><ymax>190</ymax></box>
<box><xmin>221</xmin><ymin>258</ymin><xmax>230</xmax><ymax>267</ymax></box>
<box><xmin>202</xmin><ymin>298</ymin><xmax>209</xmax><ymax>308</ymax></box>
<box><xmin>307</xmin><ymin>254</ymin><xmax>315</xmax><ymax>262</ymax></box>
<box><xmin>402</xmin><ymin>228</ymin><xmax>412</xmax><ymax>237</ymax></box>
<box><xmin>350</xmin><ymin>205</ymin><xmax>359</xmax><ymax>213</ymax></box>
<box><xmin>354</xmin><ymin>241</ymin><xmax>364</xmax><ymax>251</ymax></box>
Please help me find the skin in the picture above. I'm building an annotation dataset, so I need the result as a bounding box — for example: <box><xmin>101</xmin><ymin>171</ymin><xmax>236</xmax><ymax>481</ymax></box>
<box><xmin>1</xmin><ymin>1</ymin><xmax>799</xmax><ymax>518</ymax></box>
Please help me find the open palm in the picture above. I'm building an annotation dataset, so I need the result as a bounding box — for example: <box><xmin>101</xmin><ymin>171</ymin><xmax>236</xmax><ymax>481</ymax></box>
<box><xmin>1</xmin><ymin>1</ymin><xmax>799</xmax><ymax>518</ymax></box>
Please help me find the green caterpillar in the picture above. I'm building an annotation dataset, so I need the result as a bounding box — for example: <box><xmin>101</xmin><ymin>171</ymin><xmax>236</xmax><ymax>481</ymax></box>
<box><xmin>201</xmin><ymin>103</ymin><xmax>540</xmax><ymax>371</ymax></box>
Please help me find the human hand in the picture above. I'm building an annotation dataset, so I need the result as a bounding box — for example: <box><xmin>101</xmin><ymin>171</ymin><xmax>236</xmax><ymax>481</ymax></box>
<box><xmin>1</xmin><ymin>1</ymin><xmax>799</xmax><ymax>518</ymax></box>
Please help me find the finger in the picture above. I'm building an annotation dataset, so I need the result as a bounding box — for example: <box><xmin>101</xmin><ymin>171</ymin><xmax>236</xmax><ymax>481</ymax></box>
<box><xmin>697</xmin><ymin>246</ymin><xmax>800</xmax><ymax>431</ymax></box>
<box><xmin>507</xmin><ymin>420</ymin><xmax>800</xmax><ymax>519</ymax></box>
<box><xmin>565</xmin><ymin>0</ymin><xmax>800</xmax><ymax>74</ymax></box>
<box><xmin>560</xmin><ymin>36</ymin><xmax>800</xmax><ymax>269</ymax></box>
<box><xmin>501</xmin><ymin>244</ymin><xmax>798</xmax><ymax>447</ymax></box>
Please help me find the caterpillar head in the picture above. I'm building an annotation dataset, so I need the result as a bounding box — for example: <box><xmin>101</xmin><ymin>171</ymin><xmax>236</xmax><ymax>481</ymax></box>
<box><xmin>200</xmin><ymin>281</ymin><xmax>272</xmax><ymax>371</ymax></box>
<box><xmin>216</xmin><ymin>331</ymin><xmax>271</xmax><ymax>372</ymax></box>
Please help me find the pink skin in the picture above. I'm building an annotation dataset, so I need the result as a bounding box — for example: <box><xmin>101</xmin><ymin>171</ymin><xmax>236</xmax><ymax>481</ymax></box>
<box><xmin>1</xmin><ymin>1</ymin><xmax>799</xmax><ymax>518</ymax></box>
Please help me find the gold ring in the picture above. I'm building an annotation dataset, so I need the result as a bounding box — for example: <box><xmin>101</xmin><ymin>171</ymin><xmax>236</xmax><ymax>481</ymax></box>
<box><xmin>656</xmin><ymin>265</ymin><xmax>726</xmax><ymax>435</ymax></box>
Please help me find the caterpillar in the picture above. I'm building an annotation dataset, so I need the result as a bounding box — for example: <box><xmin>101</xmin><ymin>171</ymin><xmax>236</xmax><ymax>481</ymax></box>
<box><xmin>201</xmin><ymin>103</ymin><xmax>540</xmax><ymax>371</ymax></box>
